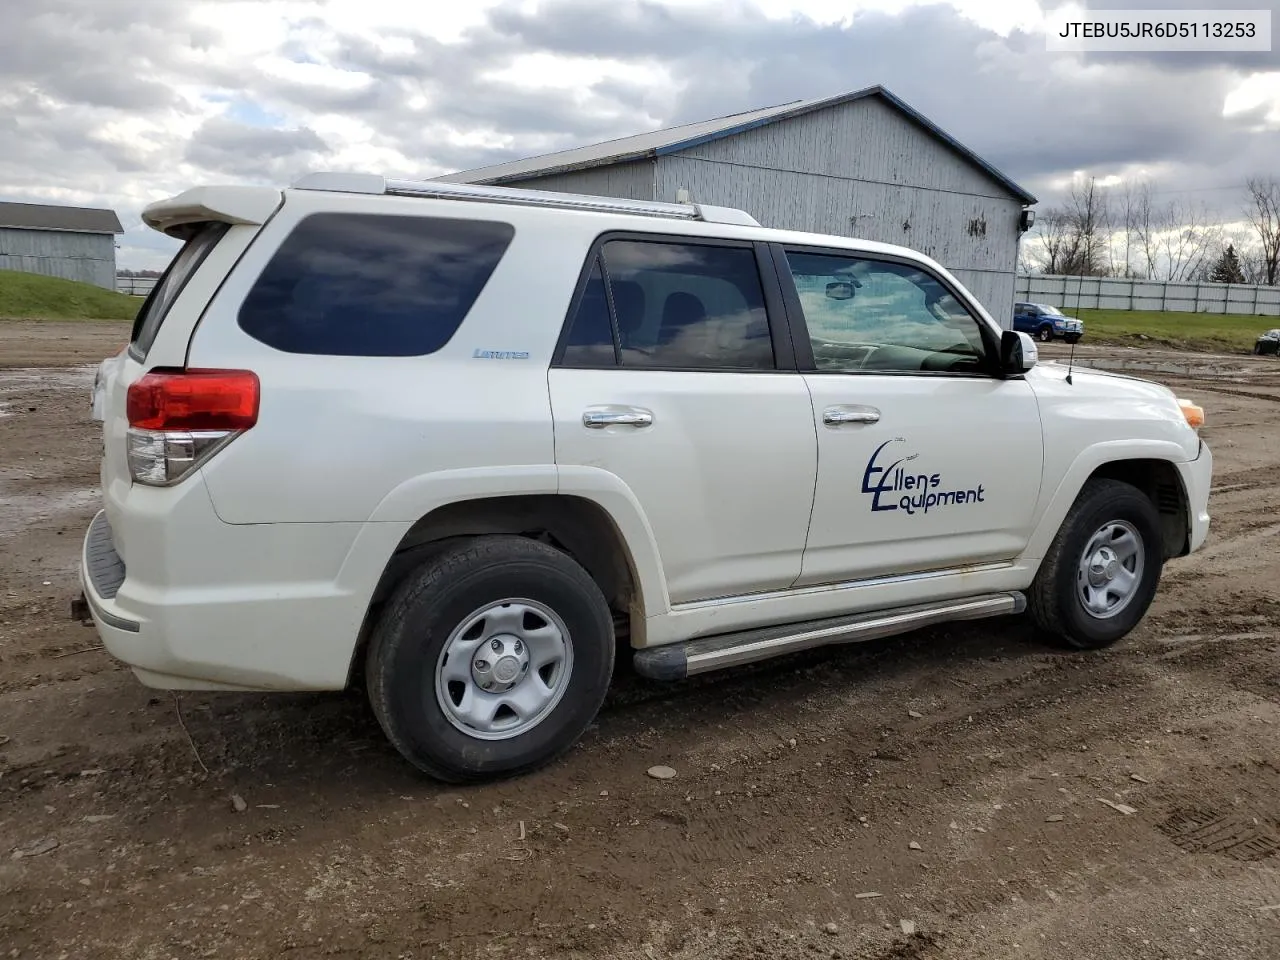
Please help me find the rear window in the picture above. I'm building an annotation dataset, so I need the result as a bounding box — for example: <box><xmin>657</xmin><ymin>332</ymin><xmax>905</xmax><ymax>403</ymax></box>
<box><xmin>237</xmin><ymin>213</ymin><xmax>515</xmax><ymax>357</ymax></box>
<box><xmin>130</xmin><ymin>223</ymin><xmax>229</xmax><ymax>359</ymax></box>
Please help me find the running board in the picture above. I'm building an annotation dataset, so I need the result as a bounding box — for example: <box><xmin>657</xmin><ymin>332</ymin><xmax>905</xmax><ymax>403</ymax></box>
<box><xmin>633</xmin><ymin>592</ymin><xmax>1026</xmax><ymax>681</ymax></box>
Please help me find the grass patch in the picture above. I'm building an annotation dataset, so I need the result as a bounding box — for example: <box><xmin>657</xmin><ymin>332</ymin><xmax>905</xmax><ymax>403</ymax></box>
<box><xmin>1073</xmin><ymin>308</ymin><xmax>1275</xmax><ymax>353</ymax></box>
<box><xmin>0</xmin><ymin>269</ymin><xmax>142</xmax><ymax>322</ymax></box>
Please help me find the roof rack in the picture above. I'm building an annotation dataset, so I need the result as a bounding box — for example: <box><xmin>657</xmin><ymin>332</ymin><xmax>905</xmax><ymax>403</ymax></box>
<box><xmin>290</xmin><ymin>172</ymin><xmax>761</xmax><ymax>227</ymax></box>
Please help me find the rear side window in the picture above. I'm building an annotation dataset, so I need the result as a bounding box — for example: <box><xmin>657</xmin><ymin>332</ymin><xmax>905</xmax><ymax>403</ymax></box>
<box><xmin>130</xmin><ymin>223</ymin><xmax>229</xmax><ymax>359</ymax></box>
<box><xmin>561</xmin><ymin>259</ymin><xmax>617</xmax><ymax>367</ymax></box>
<box><xmin>558</xmin><ymin>239</ymin><xmax>775</xmax><ymax>371</ymax></box>
<box><xmin>238</xmin><ymin>213</ymin><xmax>515</xmax><ymax>357</ymax></box>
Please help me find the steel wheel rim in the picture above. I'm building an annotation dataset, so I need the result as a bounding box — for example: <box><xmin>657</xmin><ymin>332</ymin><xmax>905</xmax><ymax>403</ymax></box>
<box><xmin>434</xmin><ymin>598</ymin><xmax>574</xmax><ymax>741</ymax></box>
<box><xmin>1076</xmin><ymin>520</ymin><xmax>1145</xmax><ymax>620</ymax></box>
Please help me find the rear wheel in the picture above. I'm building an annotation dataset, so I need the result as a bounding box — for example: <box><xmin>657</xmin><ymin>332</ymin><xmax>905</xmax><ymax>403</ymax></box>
<box><xmin>1028</xmin><ymin>478</ymin><xmax>1163</xmax><ymax>650</ymax></box>
<box><xmin>1036</xmin><ymin>325</ymin><xmax>1054</xmax><ymax>343</ymax></box>
<box><xmin>366</xmin><ymin>536</ymin><xmax>615</xmax><ymax>782</ymax></box>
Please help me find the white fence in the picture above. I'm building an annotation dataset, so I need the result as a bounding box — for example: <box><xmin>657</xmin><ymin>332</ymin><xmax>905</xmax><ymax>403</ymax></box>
<box><xmin>1015</xmin><ymin>274</ymin><xmax>1280</xmax><ymax>317</ymax></box>
<box><xmin>116</xmin><ymin>276</ymin><xmax>157</xmax><ymax>297</ymax></box>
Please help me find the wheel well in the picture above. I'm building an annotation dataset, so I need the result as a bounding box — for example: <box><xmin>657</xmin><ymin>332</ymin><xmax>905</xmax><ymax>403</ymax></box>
<box><xmin>348</xmin><ymin>496</ymin><xmax>641</xmax><ymax>686</ymax></box>
<box><xmin>1088</xmin><ymin>459</ymin><xmax>1189</xmax><ymax>559</ymax></box>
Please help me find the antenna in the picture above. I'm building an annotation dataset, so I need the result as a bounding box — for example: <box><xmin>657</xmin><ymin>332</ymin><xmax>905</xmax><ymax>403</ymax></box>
<box><xmin>1065</xmin><ymin>337</ymin><xmax>1076</xmax><ymax>385</ymax></box>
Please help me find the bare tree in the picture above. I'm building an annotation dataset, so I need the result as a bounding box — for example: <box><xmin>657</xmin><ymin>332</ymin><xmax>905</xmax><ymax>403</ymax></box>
<box><xmin>1065</xmin><ymin>176</ymin><xmax>1112</xmax><ymax>276</ymax></box>
<box><xmin>1026</xmin><ymin>178</ymin><xmax>1113</xmax><ymax>276</ymax></box>
<box><xmin>1245</xmin><ymin>177</ymin><xmax>1280</xmax><ymax>285</ymax></box>
<box><xmin>1129</xmin><ymin>181</ymin><xmax>1161</xmax><ymax>280</ymax></box>
<box><xmin>1027</xmin><ymin>210</ymin><xmax>1080</xmax><ymax>274</ymax></box>
<box><xmin>1123</xmin><ymin>183</ymin><xmax>1221</xmax><ymax>281</ymax></box>
<box><xmin>1215</xmin><ymin>227</ymin><xmax>1269</xmax><ymax>284</ymax></box>
<box><xmin>1159</xmin><ymin>200</ymin><xmax>1223</xmax><ymax>282</ymax></box>
<box><xmin>1116</xmin><ymin>180</ymin><xmax>1143</xmax><ymax>277</ymax></box>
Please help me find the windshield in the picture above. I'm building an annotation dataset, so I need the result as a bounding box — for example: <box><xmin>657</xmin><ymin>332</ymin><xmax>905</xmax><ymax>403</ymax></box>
<box><xmin>1037</xmin><ymin>304</ymin><xmax>1064</xmax><ymax>316</ymax></box>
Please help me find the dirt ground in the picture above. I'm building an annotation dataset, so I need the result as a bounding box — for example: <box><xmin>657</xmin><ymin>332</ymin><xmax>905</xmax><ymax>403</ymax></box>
<box><xmin>2</xmin><ymin>321</ymin><xmax>1279</xmax><ymax>960</ymax></box>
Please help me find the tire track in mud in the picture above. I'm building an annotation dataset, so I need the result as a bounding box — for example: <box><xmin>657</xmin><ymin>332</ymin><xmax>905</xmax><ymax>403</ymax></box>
<box><xmin>6</xmin><ymin>336</ymin><xmax>1280</xmax><ymax>959</ymax></box>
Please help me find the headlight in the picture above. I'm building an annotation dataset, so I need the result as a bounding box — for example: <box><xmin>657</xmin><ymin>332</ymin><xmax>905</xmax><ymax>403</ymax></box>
<box><xmin>1177</xmin><ymin>398</ymin><xmax>1205</xmax><ymax>430</ymax></box>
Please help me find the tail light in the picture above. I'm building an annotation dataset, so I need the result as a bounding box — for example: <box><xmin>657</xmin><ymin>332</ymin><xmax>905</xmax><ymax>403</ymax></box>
<box><xmin>126</xmin><ymin>369</ymin><xmax>259</xmax><ymax>486</ymax></box>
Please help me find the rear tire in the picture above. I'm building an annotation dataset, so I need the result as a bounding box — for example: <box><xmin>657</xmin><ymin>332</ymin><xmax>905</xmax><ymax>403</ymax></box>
<box><xmin>366</xmin><ymin>536</ymin><xmax>615</xmax><ymax>782</ymax></box>
<box><xmin>1028</xmin><ymin>478</ymin><xmax>1163</xmax><ymax>650</ymax></box>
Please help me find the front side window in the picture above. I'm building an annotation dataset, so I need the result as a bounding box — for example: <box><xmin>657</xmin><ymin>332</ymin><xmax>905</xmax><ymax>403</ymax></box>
<box><xmin>784</xmin><ymin>251</ymin><xmax>989</xmax><ymax>375</ymax></box>
<box><xmin>559</xmin><ymin>239</ymin><xmax>775</xmax><ymax>371</ymax></box>
<box><xmin>239</xmin><ymin>213</ymin><xmax>514</xmax><ymax>357</ymax></box>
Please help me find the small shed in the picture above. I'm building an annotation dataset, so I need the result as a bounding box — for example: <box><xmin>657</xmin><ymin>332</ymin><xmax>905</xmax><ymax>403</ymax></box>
<box><xmin>0</xmin><ymin>201</ymin><xmax>124</xmax><ymax>290</ymax></box>
<box><xmin>441</xmin><ymin>85</ymin><xmax>1036</xmax><ymax>321</ymax></box>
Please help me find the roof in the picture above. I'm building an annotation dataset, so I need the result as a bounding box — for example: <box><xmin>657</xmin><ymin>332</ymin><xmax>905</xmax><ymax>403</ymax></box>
<box><xmin>0</xmin><ymin>201</ymin><xmax>124</xmax><ymax>235</ymax></box>
<box><xmin>439</xmin><ymin>85</ymin><xmax>1037</xmax><ymax>205</ymax></box>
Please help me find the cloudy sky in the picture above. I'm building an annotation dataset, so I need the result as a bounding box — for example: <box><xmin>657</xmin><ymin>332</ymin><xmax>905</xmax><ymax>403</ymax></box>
<box><xmin>2</xmin><ymin>0</ymin><xmax>1277</xmax><ymax>269</ymax></box>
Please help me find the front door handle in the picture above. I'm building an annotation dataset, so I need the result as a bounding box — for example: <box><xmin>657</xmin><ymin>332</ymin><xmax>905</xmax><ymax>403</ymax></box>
<box><xmin>823</xmin><ymin>404</ymin><xmax>880</xmax><ymax>426</ymax></box>
<box><xmin>583</xmin><ymin>405</ymin><xmax>654</xmax><ymax>429</ymax></box>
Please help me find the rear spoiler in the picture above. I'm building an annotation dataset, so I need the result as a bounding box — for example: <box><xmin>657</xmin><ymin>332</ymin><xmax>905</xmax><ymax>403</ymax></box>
<box><xmin>142</xmin><ymin>186</ymin><xmax>283</xmax><ymax>239</ymax></box>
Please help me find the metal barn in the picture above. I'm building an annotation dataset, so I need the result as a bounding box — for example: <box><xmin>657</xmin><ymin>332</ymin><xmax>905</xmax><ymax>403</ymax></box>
<box><xmin>441</xmin><ymin>85</ymin><xmax>1036</xmax><ymax>321</ymax></box>
<box><xmin>0</xmin><ymin>201</ymin><xmax>124</xmax><ymax>289</ymax></box>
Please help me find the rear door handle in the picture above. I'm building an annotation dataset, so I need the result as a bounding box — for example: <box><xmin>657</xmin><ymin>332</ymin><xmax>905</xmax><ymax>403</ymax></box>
<box><xmin>823</xmin><ymin>404</ymin><xmax>880</xmax><ymax>426</ymax></box>
<box><xmin>583</xmin><ymin>405</ymin><xmax>654</xmax><ymax>429</ymax></box>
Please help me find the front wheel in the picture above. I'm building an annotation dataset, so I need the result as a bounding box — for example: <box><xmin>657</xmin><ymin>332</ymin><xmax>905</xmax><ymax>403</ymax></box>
<box><xmin>1064</xmin><ymin>335</ymin><xmax>1081</xmax><ymax>345</ymax></box>
<box><xmin>366</xmin><ymin>536</ymin><xmax>616</xmax><ymax>782</ymax></box>
<box><xmin>1036</xmin><ymin>325</ymin><xmax>1054</xmax><ymax>343</ymax></box>
<box><xmin>1028</xmin><ymin>478</ymin><xmax>1164</xmax><ymax>650</ymax></box>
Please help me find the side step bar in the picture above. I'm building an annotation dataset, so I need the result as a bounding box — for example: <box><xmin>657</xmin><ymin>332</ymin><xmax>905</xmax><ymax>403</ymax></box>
<box><xmin>633</xmin><ymin>592</ymin><xmax>1026</xmax><ymax>681</ymax></box>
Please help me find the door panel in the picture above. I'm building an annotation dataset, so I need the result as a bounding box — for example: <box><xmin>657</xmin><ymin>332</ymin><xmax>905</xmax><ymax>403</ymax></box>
<box><xmin>551</xmin><ymin>235</ymin><xmax>817</xmax><ymax>606</ymax></box>
<box><xmin>798</xmin><ymin>375</ymin><xmax>1042</xmax><ymax>586</ymax></box>
<box><xmin>774</xmin><ymin>245</ymin><xmax>1044</xmax><ymax>587</ymax></box>
<box><xmin>550</xmin><ymin>370</ymin><xmax>817</xmax><ymax>604</ymax></box>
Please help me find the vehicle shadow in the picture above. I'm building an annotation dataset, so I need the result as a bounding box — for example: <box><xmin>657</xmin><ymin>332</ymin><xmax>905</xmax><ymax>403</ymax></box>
<box><xmin>152</xmin><ymin>612</ymin><xmax>1061</xmax><ymax>797</ymax></box>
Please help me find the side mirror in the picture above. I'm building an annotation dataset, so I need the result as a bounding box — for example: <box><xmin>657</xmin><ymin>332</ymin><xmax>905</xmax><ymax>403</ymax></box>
<box><xmin>1000</xmin><ymin>330</ymin><xmax>1038</xmax><ymax>375</ymax></box>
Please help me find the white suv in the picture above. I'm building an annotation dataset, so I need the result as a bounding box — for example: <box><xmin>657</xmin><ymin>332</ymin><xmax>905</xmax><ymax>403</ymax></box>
<box><xmin>81</xmin><ymin>173</ymin><xmax>1213</xmax><ymax>782</ymax></box>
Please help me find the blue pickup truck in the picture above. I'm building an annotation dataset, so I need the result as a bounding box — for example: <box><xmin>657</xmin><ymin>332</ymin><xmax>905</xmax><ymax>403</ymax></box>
<box><xmin>1013</xmin><ymin>302</ymin><xmax>1085</xmax><ymax>343</ymax></box>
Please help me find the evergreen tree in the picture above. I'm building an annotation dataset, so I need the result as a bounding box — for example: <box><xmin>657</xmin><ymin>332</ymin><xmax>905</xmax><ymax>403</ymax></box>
<box><xmin>1209</xmin><ymin>244</ymin><xmax>1246</xmax><ymax>284</ymax></box>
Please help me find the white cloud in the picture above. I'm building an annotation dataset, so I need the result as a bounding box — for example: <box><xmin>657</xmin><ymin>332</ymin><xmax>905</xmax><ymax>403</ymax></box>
<box><xmin>1225</xmin><ymin>72</ymin><xmax>1280</xmax><ymax>129</ymax></box>
<box><xmin>1</xmin><ymin>0</ymin><xmax>1277</xmax><ymax>272</ymax></box>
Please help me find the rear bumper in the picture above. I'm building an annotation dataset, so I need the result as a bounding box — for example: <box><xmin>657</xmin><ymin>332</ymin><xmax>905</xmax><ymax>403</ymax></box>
<box><xmin>79</xmin><ymin>491</ymin><xmax>373</xmax><ymax>692</ymax></box>
<box><xmin>1176</xmin><ymin>439</ymin><xmax>1213</xmax><ymax>555</ymax></box>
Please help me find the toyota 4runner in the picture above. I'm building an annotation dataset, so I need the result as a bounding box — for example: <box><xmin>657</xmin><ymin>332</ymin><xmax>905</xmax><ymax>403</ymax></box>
<box><xmin>80</xmin><ymin>173</ymin><xmax>1213</xmax><ymax>782</ymax></box>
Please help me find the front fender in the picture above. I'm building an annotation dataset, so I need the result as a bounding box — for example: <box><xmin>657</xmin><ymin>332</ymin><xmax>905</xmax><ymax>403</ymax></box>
<box><xmin>1022</xmin><ymin>439</ymin><xmax>1195</xmax><ymax>562</ymax></box>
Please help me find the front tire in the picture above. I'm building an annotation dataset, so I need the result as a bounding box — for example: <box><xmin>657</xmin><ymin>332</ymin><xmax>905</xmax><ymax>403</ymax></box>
<box><xmin>1028</xmin><ymin>478</ymin><xmax>1163</xmax><ymax>650</ymax></box>
<box><xmin>1036</xmin><ymin>325</ymin><xmax>1054</xmax><ymax>343</ymax></box>
<box><xmin>366</xmin><ymin>536</ymin><xmax>615</xmax><ymax>782</ymax></box>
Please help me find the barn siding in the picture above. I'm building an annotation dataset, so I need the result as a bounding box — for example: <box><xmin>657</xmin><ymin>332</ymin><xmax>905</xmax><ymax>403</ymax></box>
<box><xmin>498</xmin><ymin>97</ymin><xmax>1026</xmax><ymax>323</ymax></box>
<box><xmin>655</xmin><ymin>157</ymin><xmax>1021</xmax><ymax>317</ymax></box>
<box><xmin>0</xmin><ymin>228</ymin><xmax>117</xmax><ymax>289</ymax></box>
<box><xmin>507</xmin><ymin>160</ymin><xmax>655</xmax><ymax>201</ymax></box>
<box><xmin>674</xmin><ymin>97</ymin><xmax>1015</xmax><ymax>201</ymax></box>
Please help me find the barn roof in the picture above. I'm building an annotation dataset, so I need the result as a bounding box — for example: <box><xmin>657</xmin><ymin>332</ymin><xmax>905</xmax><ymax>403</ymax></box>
<box><xmin>0</xmin><ymin>201</ymin><xmax>124</xmax><ymax>235</ymax></box>
<box><xmin>439</xmin><ymin>85</ymin><xmax>1037</xmax><ymax>205</ymax></box>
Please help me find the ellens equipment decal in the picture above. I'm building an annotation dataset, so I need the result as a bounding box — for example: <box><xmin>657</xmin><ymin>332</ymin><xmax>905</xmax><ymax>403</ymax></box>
<box><xmin>861</xmin><ymin>437</ymin><xmax>986</xmax><ymax>516</ymax></box>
